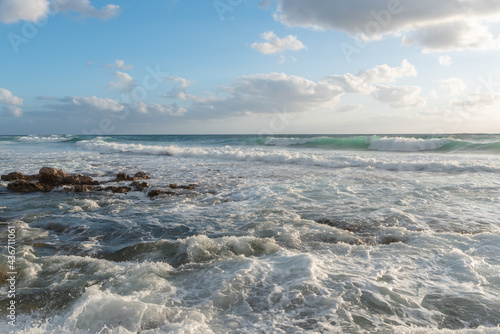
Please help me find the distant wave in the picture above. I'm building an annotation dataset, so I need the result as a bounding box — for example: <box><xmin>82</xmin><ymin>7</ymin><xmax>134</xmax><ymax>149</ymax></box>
<box><xmin>76</xmin><ymin>138</ymin><xmax>500</xmax><ymax>173</ymax></box>
<box><xmin>16</xmin><ymin>135</ymin><xmax>78</xmax><ymax>143</ymax></box>
<box><xmin>260</xmin><ymin>136</ymin><xmax>500</xmax><ymax>153</ymax></box>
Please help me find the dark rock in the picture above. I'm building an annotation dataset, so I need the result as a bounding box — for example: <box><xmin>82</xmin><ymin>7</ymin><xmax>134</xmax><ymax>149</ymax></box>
<box><xmin>38</xmin><ymin>167</ymin><xmax>69</xmax><ymax>186</ymax></box>
<box><xmin>110</xmin><ymin>172</ymin><xmax>134</xmax><ymax>182</ymax></box>
<box><xmin>74</xmin><ymin>185</ymin><xmax>96</xmax><ymax>193</ymax></box>
<box><xmin>169</xmin><ymin>183</ymin><xmax>197</xmax><ymax>190</ymax></box>
<box><xmin>103</xmin><ymin>186</ymin><xmax>132</xmax><ymax>193</ymax></box>
<box><xmin>63</xmin><ymin>174</ymin><xmax>99</xmax><ymax>186</ymax></box>
<box><xmin>133</xmin><ymin>172</ymin><xmax>150</xmax><ymax>180</ymax></box>
<box><xmin>1</xmin><ymin>172</ymin><xmax>39</xmax><ymax>182</ymax></box>
<box><xmin>7</xmin><ymin>180</ymin><xmax>53</xmax><ymax>193</ymax></box>
<box><xmin>130</xmin><ymin>181</ymin><xmax>150</xmax><ymax>191</ymax></box>
<box><xmin>147</xmin><ymin>189</ymin><xmax>176</xmax><ymax>198</ymax></box>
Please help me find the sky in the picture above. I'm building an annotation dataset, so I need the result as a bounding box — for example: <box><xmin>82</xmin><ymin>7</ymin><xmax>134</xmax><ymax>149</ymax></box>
<box><xmin>1</xmin><ymin>0</ymin><xmax>500</xmax><ymax>135</ymax></box>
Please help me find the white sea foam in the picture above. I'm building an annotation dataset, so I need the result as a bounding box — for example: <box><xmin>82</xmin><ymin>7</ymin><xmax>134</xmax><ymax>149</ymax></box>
<box><xmin>369</xmin><ymin>137</ymin><xmax>451</xmax><ymax>151</ymax></box>
<box><xmin>17</xmin><ymin>135</ymin><xmax>74</xmax><ymax>143</ymax></box>
<box><xmin>76</xmin><ymin>138</ymin><xmax>500</xmax><ymax>173</ymax></box>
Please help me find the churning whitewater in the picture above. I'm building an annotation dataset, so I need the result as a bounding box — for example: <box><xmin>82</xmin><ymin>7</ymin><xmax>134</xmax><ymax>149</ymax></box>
<box><xmin>1</xmin><ymin>134</ymin><xmax>500</xmax><ymax>333</ymax></box>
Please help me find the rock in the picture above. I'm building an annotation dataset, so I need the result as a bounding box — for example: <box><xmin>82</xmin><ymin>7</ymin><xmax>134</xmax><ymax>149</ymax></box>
<box><xmin>169</xmin><ymin>183</ymin><xmax>197</xmax><ymax>190</ymax></box>
<box><xmin>111</xmin><ymin>172</ymin><xmax>134</xmax><ymax>182</ymax></box>
<box><xmin>130</xmin><ymin>181</ymin><xmax>150</xmax><ymax>191</ymax></box>
<box><xmin>74</xmin><ymin>185</ymin><xmax>96</xmax><ymax>193</ymax></box>
<box><xmin>63</xmin><ymin>174</ymin><xmax>99</xmax><ymax>186</ymax></box>
<box><xmin>103</xmin><ymin>186</ymin><xmax>132</xmax><ymax>193</ymax></box>
<box><xmin>38</xmin><ymin>167</ymin><xmax>68</xmax><ymax>186</ymax></box>
<box><xmin>133</xmin><ymin>172</ymin><xmax>150</xmax><ymax>180</ymax></box>
<box><xmin>7</xmin><ymin>180</ymin><xmax>53</xmax><ymax>193</ymax></box>
<box><xmin>147</xmin><ymin>189</ymin><xmax>176</xmax><ymax>198</ymax></box>
<box><xmin>1</xmin><ymin>172</ymin><xmax>39</xmax><ymax>181</ymax></box>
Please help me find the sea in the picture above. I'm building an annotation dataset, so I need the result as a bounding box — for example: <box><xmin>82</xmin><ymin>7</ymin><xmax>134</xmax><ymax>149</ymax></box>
<box><xmin>0</xmin><ymin>134</ymin><xmax>499</xmax><ymax>333</ymax></box>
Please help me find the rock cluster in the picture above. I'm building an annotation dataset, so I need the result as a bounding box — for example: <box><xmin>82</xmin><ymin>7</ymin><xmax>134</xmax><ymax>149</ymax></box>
<box><xmin>2</xmin><ymin>167</ymin><xmax>150</xmax><ymax>194</ymax></box>
<box><xmin>2</xmin><ymin>167</ymin><xmax>198</xmax><ymax>199</ymax></box>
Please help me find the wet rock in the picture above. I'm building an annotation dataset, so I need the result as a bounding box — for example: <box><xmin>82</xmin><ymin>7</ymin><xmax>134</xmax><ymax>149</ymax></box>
<box><xmin>147</xmin><ymin>189</ymin><xmax>176</xmax><ymax>198</ymax></box>
<box><xmin>74</xmin><ymin>185</ymin><xmax>97</xmax><ymax>193</ymax></box>
<box><xmin>130</xmin><ymin>181</ymin><xmax>150</xmax><ymax>191</ymax></box>
<box><xmin>38</xmin><ymin>167</ymin><xmax>69</xmax><ymax>186</ymax></box>
<box><xmin>1</xmin><ymin>172</ymin><xmax>39</xmax><ymax>182</ymax></box>
<box><xmin>133</xmin><ymin>172</ymin><xmax>150</xmax><ymax>180</ymax></box>
<box><xmin>103</xmin><ymin>186</ymin><xmax>132</xmax><ymax>194</ymax></box>
<box><xmin>169</xmin><ymin>183</ymin><xmax>197</xmax><ymax>190</ymax></box>
<box><xmin>63</xmin><ymin>174</ymin><xmax>99</xmax><ymax>186</ymax></box>
<box><xmin>7</xmin><ymin>180</ymin><xmax>53</xmax><ymax>193</ymax></box>
<box><xmin>110</xmin><ymin>172</ymin><xmax>134</xmax><ymax>182</ymax></box>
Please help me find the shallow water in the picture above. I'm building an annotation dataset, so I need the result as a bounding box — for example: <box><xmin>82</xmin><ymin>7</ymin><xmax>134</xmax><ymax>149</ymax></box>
<box><xmin>1</xmin><ymin>134</ymin><xmax>500</xmax><ymax>333</ymax></box>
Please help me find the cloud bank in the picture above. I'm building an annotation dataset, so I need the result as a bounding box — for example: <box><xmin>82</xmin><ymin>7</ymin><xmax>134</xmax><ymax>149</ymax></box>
<box><xmin>274</xmin><ymin>0</ymin><xmax>500</xmax><ymax>52</ymax></box>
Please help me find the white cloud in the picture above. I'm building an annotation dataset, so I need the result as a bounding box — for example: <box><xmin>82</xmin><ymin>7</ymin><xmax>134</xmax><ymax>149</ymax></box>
<box><xmin>56</xmin><ymin>0</ymin><xmax>120</xmax><ymax>20</ymax></box>
<box><xmin>274</xmin><ymin>0</ymin><xmax>500</xmax><ymax>52</ymax></box>
<box><xmin>326</xmin><ymin>59</ymin><xmax>418</xmax><ymax>95</ymax></box>
<box><xmin>105</xmin><ymin>59</ymin><xmax>134</xmax><ymax>70</ymax></box>
<box><xmin>402</xmin><ymin>20</ymin><xmax>500</xmax><ymax>52</ymax></box>
<box><xmin>0</xmin><ymin>88</ymin><xmax>24</xmax><ymax>105</ymax></box>
<box><xmin>129</xmin><ymin>102</ymin><xmax>187</xmax><ymax>116</ymax></box>
<box><xmin>0</xmin><ymin>88</ymin><xmax>24</xmax><ymax>117</ymax></box>
<box><xmin>326</xmin><ymin>73</ymin><xmax>374</xmax><ymax>94</ymax></box>
<box><xmin>0</xmin><ymin>0</ymin><xmax>120</xmax><ymax>24</ymax></box>
<box><xmin>336</xmin><ymin>103</ymin><xmax>364</xmax><ymax>113</ymax></box>
<box><xmin>64</xmin><ymin>96</ymin><xmax>125</xmax><ymax>112</ymax></box>
<box><xmin>438</xmin><ymin>56</ymin><xmax>452</xmax><ymax>66</ymax></box>
<box><xmin>0</xmin><ymin>0</ymin><xmax>49</xmax><ymax>24</ymax></box>
<box><xmin>39</xmin><ymin>96</ymin><xmax>186</xmax><ymax>118</ymax></box>
<box><xmin>109</xmin><ymin>71</ymin><xmax>135</xmax><ymax>93</ymax></box>
<box><xmin>439</xmin><ymin>78</ymin><xmax>466</xmax><ymax>95</ymax></box>
<box><xmin>167</xmin><ymin>75</ymin><xmax>194</xmax><ymax>89</ymax></box>
<box><xmin>372</xmin><ymin>85</ymin><xmax>426</xmax><ymax>108</ymax></box>
<box><xmin>251</xmin><ymin>31</ymin><xmax>306</xmax><ymax>54</ymax></box>
<box><xmin>186</xmin><ymin>72</ymin><xmax>344</xmax><ymax>118</ymax></box>
<box><xmin>357</xmin><ymin>59</ymin><xmax>417</xmax><ymax>83</ymax></box>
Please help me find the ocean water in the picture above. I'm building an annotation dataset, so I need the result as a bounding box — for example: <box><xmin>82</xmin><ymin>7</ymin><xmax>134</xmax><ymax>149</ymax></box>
<box><xmin>0</xmin><ymin>134</ymin><xmax>499</xmax><ymax>333</ymax></box>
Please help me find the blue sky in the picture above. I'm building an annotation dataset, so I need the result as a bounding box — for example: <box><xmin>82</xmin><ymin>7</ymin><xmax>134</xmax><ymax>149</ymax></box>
<box><xmin>1</xmin><ymin>0</ymin><xmax>500</xmax><ymax>135</ymax></box>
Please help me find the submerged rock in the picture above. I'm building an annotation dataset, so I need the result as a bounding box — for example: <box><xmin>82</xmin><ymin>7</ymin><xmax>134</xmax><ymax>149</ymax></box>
<box><xmin>169</xmin><ymin>183</ymin><xmax>198</xmax><ymax>190</ymax></box>
<box><xmin>130</xmin><ymin>181</ymin><xmax>150</xmax><ymax>191</ymax></box>
<box><xmin>147</xmin><ymin>189</ymin><xmax>176</xmax><ymax>198</ymax></box>
<box><xmin>110</xmin><ymin>172</ymin><xmax>150</xmax><ymax>182</ymax></box>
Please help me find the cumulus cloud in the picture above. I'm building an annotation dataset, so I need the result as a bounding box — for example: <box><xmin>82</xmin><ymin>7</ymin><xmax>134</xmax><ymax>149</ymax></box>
<box><xmin>178</xmin><ymin>60</ymin><xmax>424</xmax><ymax>116</ymax></box>
<box><xmin>439</xmin><ymin>78</ymin><xmax>466</xmax><ymax>95</ymax></box>
<box><xmin>109</xmin><ymin>71</ymin><xmax>135</xmax><ymax>93</ymax></box>
<box><xmin>439</xmin><ymin>56</ymin><xmax>452</xmax><ymax>66</ymax></box>
<box><xmin>402</xmin><ymin>20</ymin><xmax>500</xmax><ymax>52</ymax></box>
<box><xmin>274</xmin><ymin>0</ymin><xmax>500</xmax><ymax>52</ymax></box>
<box><xmin>0</xmin><ymin>0</ymin><xmax>49</xmax><ymax>24</ymax></box>
<box><xmin>0</xmin><ymin>0</ymin><xmax>120</xmax><ymax>24</ymax></box>
<box><xmin>38</xmin><ymin>95</ymin><xmax>186</xmax><ymax>118</ymax></box>
<box><xmin>372</xmin><ymin>85</ymin><xmax>426</xmax><ymax>108</ymax></box>
<box><xmin>357</xmin><ymin>59</ymin><xmax>417</xmax><ymax>83</ymax></box>
<box><xmin>185</xmin><ymin>72</ymin><xmax>344</xmax><ymax>118</ymax></box>
<box><xmin>251</xmin><ymin>31</ymin><xmax>307</xmax><ymax>54</ymax></box>
<box><xmin>105</xmin><ymin>59</ymin><xmax>134</xmax><ymax>70</ymax></box>
<box><xmin>162</xmin><ymin>76</ymin><xmax>196</xmax><ymax>101</ymax></box>
<box><xmin>0</xmin><ymin>87</ymin><xmax>24</xmax><ymax>117</ymax></box>
<box><xmin>41</xmin><ymin>96</ymin><xmax>125</xmax><ymax>112</ymax></box>
<box><xmin>326</xmin><ymin>73</ymin><xmax>374</xmax><ymax>94</ymax></box>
